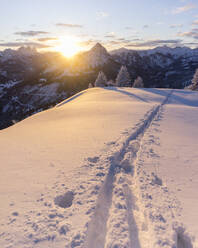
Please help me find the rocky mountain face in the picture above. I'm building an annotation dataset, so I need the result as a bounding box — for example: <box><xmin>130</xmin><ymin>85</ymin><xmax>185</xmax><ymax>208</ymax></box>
<box><xmin>0</xmin><ymin>44</ymin><xmax>198</xmax><ymax>129</ymax></box>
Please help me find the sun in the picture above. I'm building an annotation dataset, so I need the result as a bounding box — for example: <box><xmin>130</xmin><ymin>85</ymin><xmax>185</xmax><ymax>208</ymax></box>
<box><xmin>55</xmin><ymin>36</ymin><xmax>82</xmax><ymax>58</ymax></box>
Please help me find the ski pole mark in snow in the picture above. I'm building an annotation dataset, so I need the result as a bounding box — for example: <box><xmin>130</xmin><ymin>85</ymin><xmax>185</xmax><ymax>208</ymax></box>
<box><xmin>123</xmin><ymin>184</ymin><xmax>141</xmax><ymax>248</ymax></box>
<box><xmin>175</xmin><ymin>226</ymin><xmax>193</xmax><ymax>248</ymax></box>
<box><xmin>83</xmin><ymin>91</ymin><xmax>173</xmax><ymax>248</ymax></box>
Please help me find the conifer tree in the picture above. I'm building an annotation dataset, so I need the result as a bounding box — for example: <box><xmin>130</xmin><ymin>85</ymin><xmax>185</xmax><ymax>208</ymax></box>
<box><xmin>192</xmin><ymin>68</ymin><xmax>198</xmax><ymax>90</ymax></box>
<box><xmin>133</xmin><ymin>76</ymin><xmax>144</xmax><ymax>88</ymax></box>
<box><xmin>94</xmin><ymin>71</ymin><xmax>107</xmax><ymax>87</ymax></box>
<box><xmin>88</xmin><ymin>83</ymin><xmax>93</xmax><ymax>88</ymax></box>
<box><xmin>116</xmin><ymin>66</ymin><xmax>131</xmax><ymax>87</ymax></box>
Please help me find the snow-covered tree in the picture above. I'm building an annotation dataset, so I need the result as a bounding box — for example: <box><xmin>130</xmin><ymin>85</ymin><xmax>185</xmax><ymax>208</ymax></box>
<box><xmin>115</xmin><ymin>66</ymin><xmax>131</xmax><ymax>87</ymax></box>
<box><xmin>88</xmin><ymin>83</ymin><xmax>93</xmax><ymax>88</ymax></box>
<box><xmin>94</xmin><ymin>71</ymin><xmax>107</xmax><ymax>87</ymax></box>
<box><xmin>191</xmin><ymin>68</ymin><xmax>198</xmax><ymax>90</ymax></box>
<box><xmin>133</xmin><ymin>76</ymin><xmax>144</xmax><ymax>88</ymax></box>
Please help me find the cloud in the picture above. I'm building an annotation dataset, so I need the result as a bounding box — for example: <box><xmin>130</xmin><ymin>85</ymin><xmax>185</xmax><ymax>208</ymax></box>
<box><xmin>0</xmin><ymin>41</ymin><xmax>51</xmax><ymax>48</ymax></box>
<box><xmin>14</xmin><ymin>31</ymin><xmax>49</xmax><ymax>37</ymax></box>
<box><xmin>192</xmin><ymin>20</ymin><xmax>198</xmax><ymax>25</ymax></box>
<box><xmin>156</xmin><ymin>22</ymin><xmax>164</xmax><ymax>25</ymax></box>
<box><xmin>126</xmin><ymin>39</ymin><xmax>182</xmax><ymax>48</ymax></box>
<box><xmin>96</xmin><ymin>11</ymin><xmax>109</xmax><ymax>19</ymax></box>
<box><xmin>106</xmin><ymin>37</ymin><xmax>135</xmax><ymax>46</ymax></box>
<box><xmin>56</xmin><ymin>23</ymin><xmax>83</xmax><ymax>28</ymax></box>
<box><xmin>170</xmin><ymin>24</ymin><xmax>183</xmax><ymax>28</ymax></box>
<box><xmin>107</xmin><ymin>40</ymin><xmax>121</xmax><ymax>45</ymax></box>
<box><xmin>143</xmin><ymin>25</ymin><xmax>149</xmax><ymax>28</ymax></box>
<box><xmin>104</xmin><ymin>32</ymin><xmax>116</xmax><ymax>38</ymax></box>
<box><xmin>125</xmin><ymin>26</ymin><xmax>133</xmax><ymax>30</ymax></box>
<box><xmin>172</xmin><ymin>3</ymin><xmax>196</xmax><ymax>14</ymax></box>
<box><xmin>116</xmin><ymin>38</ymin><xmax>127</xmax><ymax>41</ymax></box>
<box><xmin>37</xmin><ymin>37</ymin><xmax>58</xmax><ymax>42</ymax></box>
<box><xmin>105</xmin><ymin>35</ymin><xmax>115</xmax><ymax>38</ymax></box>
<box><xmin>131</xmin><ymin>38</ymin><xmax>143</xmax><ymax>42</ymax></box>
<box><xmin>78</xmin><ymin>39</ymin><xmax>101</xmax><ymax>47</ymax></box>
<box><xmin>184</xmin><ymin>42</ymin><xmax>198</xmax><ymax>46</ymax></box>
<box><xmin>77</xmin><ymin>34</ymin><xmax>90</xmax><ymax>38</ymax></box>
<box><xmin>178</xmin><ymin>29</ymin><xmax>198</xmax><ymax>39</ymax></box>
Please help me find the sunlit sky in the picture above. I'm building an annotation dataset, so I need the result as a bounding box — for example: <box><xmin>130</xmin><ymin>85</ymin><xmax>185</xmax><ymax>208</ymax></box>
<box><xmin>1</xmin><ymin>0</ymin><xmax>198</xmax><ymax>56</ymax></box>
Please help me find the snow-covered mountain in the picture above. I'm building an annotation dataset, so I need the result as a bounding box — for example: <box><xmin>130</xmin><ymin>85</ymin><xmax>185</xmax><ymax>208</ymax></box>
<box><xmin>1</xmin><ymin>43</ymin><xmax>198</xmax><ymax>129</ymax></box>
<box><xmin>111</xmin><ymin>45</ymin><xmax>198</xmax><ymax>88</ymax></box>
<box><xmin>0</xmin><ymin>87</ymin><xmax>198</xmax><ymax>248</ymax></box>
<box><xmin>78</xmin><ymin>42</ymin><xmax>111</xmax><ymax>68</ymax></box>
<box><xmin>110</xmin><ymin>45</ymin><xmax>198</xmax><ymax>59</ymax></box>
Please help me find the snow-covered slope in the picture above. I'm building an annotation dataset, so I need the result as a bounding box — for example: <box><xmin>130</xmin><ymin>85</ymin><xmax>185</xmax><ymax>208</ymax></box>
<box><xmin>0</xmin><ymin>88</ymin><xmax>198</xmax><ymax>248</ymax></box>
<box><xmin>2</xmin><ymin>44</ymin><xmax>198</xmax><ymax>130</ymax></box>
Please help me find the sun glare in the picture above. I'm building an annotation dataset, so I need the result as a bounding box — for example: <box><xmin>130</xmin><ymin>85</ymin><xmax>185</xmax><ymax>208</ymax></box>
<box><xmin>55</xmin><ymin>36</ymin><xmax>82</xmax><ymax>58</ymax></box>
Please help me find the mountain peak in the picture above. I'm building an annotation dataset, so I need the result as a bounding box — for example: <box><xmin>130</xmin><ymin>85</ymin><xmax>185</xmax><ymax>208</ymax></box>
<box><xmin>90</xmin><ymin>43</ymin><xmax>108</xmax><ymax>54</ymax></box>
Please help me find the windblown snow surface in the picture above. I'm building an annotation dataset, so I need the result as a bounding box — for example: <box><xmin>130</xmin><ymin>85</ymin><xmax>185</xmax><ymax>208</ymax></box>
<box><xmin>0</xmin><ymin>87</ymin><xmax>198</xmax><ymax>248</ymax></box>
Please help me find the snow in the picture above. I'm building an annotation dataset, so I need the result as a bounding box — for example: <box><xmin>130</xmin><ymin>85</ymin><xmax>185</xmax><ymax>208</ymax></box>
<box><xmin>111</xmin><ymin>46</ymin><xmax>198</xmax><ymax>59</ymax></box>
<box><xmin>39</xmin><ymin>78</ymin><xmax>47</xmax><ymax>83</ymax></box>
<box><xmin>116</xmin><ymin>66</ymin><xmax>131</xmax><ymax>87</ymax></box>
<box><xmin>111</xmin><ymin>46</ymin><xmax>198</xmax><ymax>70</ymax></box>
<box><xmin>95</xmin><ymin>71</ymin><xmax>107</xmax><ymax>87</ymax></box>
<box><xmin>0</xmin><ymin>80</ymin><xmax>21</xmax><ymax>90</ymax></box>
<box><xmin>0</xmin><ymin>70</ymin><xmax>8</xmax><ymax>77</ymax></box>
<box><xmin>0</xmin><ymin>87</ymin><xmax>198</xmax><ymax>248</ymax></box>
<box><xmin>22</xmin><ymin>82</ymin><xmax>63</xmax><ymax>105</ymax></box>
<box><xmin>0</xmin><ymin>47</ymin><xmax>38</xmax><ymax>63</ymax></box>
<box><xmin>152</xmin><ymin>90</ymin><xmax>198</xmax><ymax>235</ymax></box>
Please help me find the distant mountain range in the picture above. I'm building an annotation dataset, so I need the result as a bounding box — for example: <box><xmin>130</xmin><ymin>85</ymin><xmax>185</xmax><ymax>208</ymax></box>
<box><xmin>0</xmin><ymin>43</ymin><xmax>198</xmax><ymax>129</ymax></box>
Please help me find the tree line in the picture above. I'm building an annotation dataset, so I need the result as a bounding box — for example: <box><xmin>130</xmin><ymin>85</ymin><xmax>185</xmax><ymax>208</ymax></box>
<box><xmin>89</xmin><ymin>66</ymin><xmax>144</xmax><ymax>88</ymax></box>
<box><xmin>90</xmin><ymin>66</ymin><xmax>198</xmax><ymax>91</ymax></box>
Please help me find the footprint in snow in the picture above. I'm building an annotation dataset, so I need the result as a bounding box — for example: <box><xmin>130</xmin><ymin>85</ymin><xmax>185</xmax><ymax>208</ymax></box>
<box><xmin>150</xmin><ymin>173</ymin><xmax>163</xmax><ymax>186</ymax></box>
<box><xmin>12</xmin><ymin>212</ymin><xmax>19</xmax><ymax>216</ymax></box>
<box><xmin>87</xmin><ymin>156</ymin><xmax>100</xmax><ymax>163</ymax></box>
<box><xmin>54</xmin><ymin>191</ymin><xmax>74</xmax><ymax>208</ymax></box>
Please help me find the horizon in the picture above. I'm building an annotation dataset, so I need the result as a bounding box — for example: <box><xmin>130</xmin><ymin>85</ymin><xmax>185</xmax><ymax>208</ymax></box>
<box><xmin>1</xmin><ymin>0</ymin><xmax>198</xmax><ymax>57</ymax></box>
<box><xmin>1</xmin><ymin>42</ymin><xmax>198</xmax><ymax>56</ymax></box>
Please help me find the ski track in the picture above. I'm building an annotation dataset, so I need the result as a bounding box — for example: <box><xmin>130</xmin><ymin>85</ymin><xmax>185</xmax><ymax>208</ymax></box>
<box><xmin>83</xmin><ymin>91</ymin><xmax>173</xmax><ymax>248</ymax></box>
<box><xmin>3</xmin><ymin>90</ymin><xmax>195</xmax><ymax>248</ymax></box>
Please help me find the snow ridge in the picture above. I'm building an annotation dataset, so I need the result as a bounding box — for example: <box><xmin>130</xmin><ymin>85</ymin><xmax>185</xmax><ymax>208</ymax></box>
<box><xmin>83</xmin><ymin>91</ymin><xmax>173</xmax><ymax>248</ymax></box>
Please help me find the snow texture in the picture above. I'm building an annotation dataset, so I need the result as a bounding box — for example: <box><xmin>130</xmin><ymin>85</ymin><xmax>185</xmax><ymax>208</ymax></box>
<box><xmin>0</xmin><ymin>87</ymin><xmax>198</xmax><ymax>248</ymax></box>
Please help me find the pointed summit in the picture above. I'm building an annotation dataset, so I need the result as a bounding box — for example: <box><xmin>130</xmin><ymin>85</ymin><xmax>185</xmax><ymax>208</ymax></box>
<box><xmin>92</xmin><ymin>42</ymin><xmax>103</xmax><ymax>49</ymax></box>
<box><xmin>90</xmin><ymin>43</ymin><xmax>108</xmax><ymax>54</ymax></box>
<box><xmin>82</xmin><ymin>43</ymin><xmax>110</xmax><ymax>68</ymax></box>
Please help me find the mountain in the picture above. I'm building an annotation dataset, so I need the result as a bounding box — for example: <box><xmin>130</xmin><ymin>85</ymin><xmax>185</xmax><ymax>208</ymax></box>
<box><xmin>78</xmin><ymin>42</ymin><xmax>111</xmax><ymax>68</ymax></box>
<box><xmin>1</xmin><ymin>43</ymin><xmax>198</xmax><ymax>129</ymax></box>
<box><xmin>111</xmin><ymin>45</ymin><xmax>198</xmax><ymax>88</ymax></box>
<box><xmin>0</xmin><ymin>87</ymin><xmax>198</xmax><ymax>247</ymax></box>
